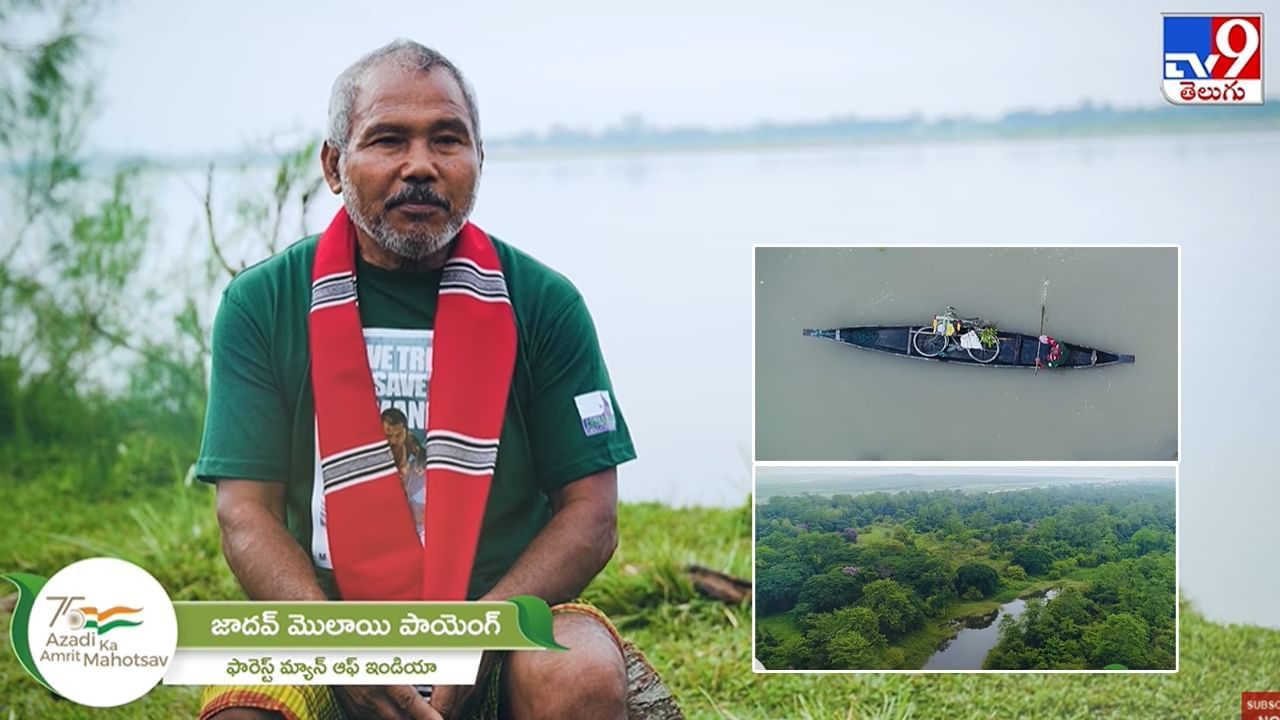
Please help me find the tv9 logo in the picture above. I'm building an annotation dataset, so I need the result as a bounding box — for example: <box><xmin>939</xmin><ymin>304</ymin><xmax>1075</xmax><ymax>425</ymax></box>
<box><xmin>1162</xmin><ymin>14</ymin><xmax>1263</xmax><ymax>105</ymax></box>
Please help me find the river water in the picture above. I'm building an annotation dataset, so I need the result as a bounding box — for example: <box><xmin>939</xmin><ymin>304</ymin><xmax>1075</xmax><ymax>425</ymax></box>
<box><xmin>923</xmin><ymin>589</ymin><xmax>1059</xmax><ymax>670</ymax></box>
<box><xmin>104</xmin><ymin>129</ymin><xmax>1280</xmax><ymax>627</ymax></box>
<box><xmin>756</xmin><ymin>246</ymin><xmax>1178</xmax><ymax>461</ymax></box>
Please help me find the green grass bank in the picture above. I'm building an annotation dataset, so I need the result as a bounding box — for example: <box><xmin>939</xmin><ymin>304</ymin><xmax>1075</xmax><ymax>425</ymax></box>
<box><xmin>2</xmin><ymin>480</ymin><xmax>1277</xmax><ymax>719</ymax></box>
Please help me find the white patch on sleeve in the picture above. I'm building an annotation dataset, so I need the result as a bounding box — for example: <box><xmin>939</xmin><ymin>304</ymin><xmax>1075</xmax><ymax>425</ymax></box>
<box><xmin>311</xmin><ymin>421</ymin><xmax>331</xmax><ymax>569</ymax></box>
<box><xmin>574</xmin><ymin>390</ymin><xmax>617</xmax><ymax>437</ymax></box>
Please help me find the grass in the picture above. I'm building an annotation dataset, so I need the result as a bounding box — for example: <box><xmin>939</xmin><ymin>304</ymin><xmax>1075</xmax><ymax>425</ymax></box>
<box><xmin>2</xmin><ymin>479</ymin><xmax>1279</xmax><ymax>718</ymax></box>
<box><xmin>757</xmin><ymin>614</ymin><xmax>803</xmax><ymax>645</ymax></box>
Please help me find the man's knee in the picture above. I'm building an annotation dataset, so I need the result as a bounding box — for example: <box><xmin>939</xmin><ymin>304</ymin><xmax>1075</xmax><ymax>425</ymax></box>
<box><xmin>206</xmin><ymin>709</ymin><xmax>284</xmax><ymax>720</ymax></box>
<box><xmin>504</xmin><ymin>612</ymin><xmax>627</xmax><ymax>719</ymax></box>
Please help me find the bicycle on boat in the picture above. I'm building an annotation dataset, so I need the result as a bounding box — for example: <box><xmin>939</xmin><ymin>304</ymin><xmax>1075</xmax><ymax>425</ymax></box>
<box><xmin>911</xmin><ymin>306</ymin><xmax>1001</xmax><ymax>364</ymax></box>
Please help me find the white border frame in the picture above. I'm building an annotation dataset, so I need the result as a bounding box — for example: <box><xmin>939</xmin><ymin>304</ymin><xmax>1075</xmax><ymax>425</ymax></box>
<box><xmin>749</xmin><ymin>243</ymin><xmax>1182</xmax><ymax>674</ymax></box>
<box><xmin>750</xmin><ymin>464</ymin><xmax>1179</xmax><ymax>674</ymax></box>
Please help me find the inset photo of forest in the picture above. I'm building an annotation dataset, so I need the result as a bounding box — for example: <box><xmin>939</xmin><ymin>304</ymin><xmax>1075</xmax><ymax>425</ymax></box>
<box><xmin>754</xmin><ymin>467</ymin><xmax>1176</xmax><ymax>672</ymax></box>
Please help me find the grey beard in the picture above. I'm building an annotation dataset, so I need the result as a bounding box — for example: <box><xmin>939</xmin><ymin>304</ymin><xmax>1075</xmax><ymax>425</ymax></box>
<box><xmin>342</xmin><ymin>182</ymin><xmax>477</xmax><ymax>261</ymax></box>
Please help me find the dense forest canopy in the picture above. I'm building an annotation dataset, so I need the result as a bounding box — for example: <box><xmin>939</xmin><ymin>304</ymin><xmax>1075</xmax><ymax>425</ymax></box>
<box><xmin>756</xmin><ymin>483</ymin><xmax>1175</xmax><ymax>670</ymax></box>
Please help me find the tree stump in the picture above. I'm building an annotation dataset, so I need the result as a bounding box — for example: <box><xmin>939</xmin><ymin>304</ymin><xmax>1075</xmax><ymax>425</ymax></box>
<box><xmin>624</xmin><ymin>642</ymin><xmax>684</xmax><ymax>719</ymax></box>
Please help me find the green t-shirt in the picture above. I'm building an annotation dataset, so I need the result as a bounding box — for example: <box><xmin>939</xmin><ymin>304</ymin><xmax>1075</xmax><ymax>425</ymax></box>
<box><xmin>196</xmin><ymin>233</ymin><xmax>636</xmax><ymax>600</ymax></box>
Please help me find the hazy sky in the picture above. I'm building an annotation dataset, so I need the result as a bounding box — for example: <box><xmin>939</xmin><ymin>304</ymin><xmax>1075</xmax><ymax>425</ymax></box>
<box><xmin>85</xmin><ymin>0</ymin><xmax>1280</xmax><ymax>155</ymax></box>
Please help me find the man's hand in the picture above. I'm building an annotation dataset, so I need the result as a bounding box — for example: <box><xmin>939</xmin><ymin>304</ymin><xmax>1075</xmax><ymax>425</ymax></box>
<box><xmin>479</xmin><ymin>469</ymin><xmax>618</xmax><ymax>604</ymax></box>
<box><xmin>427</xmin><ymin>651</ymin><xmax>500</xmax><ymax>718</ymax></box>
<box><xmin>333</xmin><ymin>685</ymin><xmax>442</xmax><ymax>720</ymax></box>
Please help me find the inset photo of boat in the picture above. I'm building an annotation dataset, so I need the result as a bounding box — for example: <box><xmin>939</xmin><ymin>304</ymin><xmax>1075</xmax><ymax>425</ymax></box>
<box><xmin>754</xmin><ymin>246</ymin><xmax>1178</xmax><ymax>461</ymax></box>
<box><xmin>753</xmin><ymin>466</ymin><xmax>1177</xmax><ymax>672</ymax></box>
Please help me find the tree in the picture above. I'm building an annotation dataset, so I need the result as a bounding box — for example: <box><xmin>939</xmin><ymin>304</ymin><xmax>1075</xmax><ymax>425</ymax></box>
<box><xmin>1043</xmin><ymin>588</ymin><xmax>1091</xmax><ymax>632</ymax></box>
<box><xmin>806</xmin><ymin>606</ymin><xmax>883</xmax><ymax>644</ymax></box>
<box><xmin>1011</xmin><ymin>546</ymin><xmax>1053</xmax><ymax>576</ymax></box>
<box><xmin>1129</xmin><ymin>527</ymin><xmax>1172</xmax><ymax>556</ymax></box>
<box><xmin>797</xmin><ymin>567</ymin><xmax>862</xmax><ymax>613</ymax></box>
<box><xmin>955</xmin><ymin>563</ymin><xmax>999</xmax><ymax>598</ymax></box>
<box><xmin>916</xmin><ymin>498</ymin><xmax>960</xmax><ymax>533</ymax></box>
<box><xmin>803</xmin><ymin>606</ymin><xmax>885</xmax><ymax>668</ymax></box>
<box><xmin>826</xmin><ymin>630</ymin><xmax>879</xmax><ymax>668</ymax></box>
<box><xmin>756</xmin><ymin>562</ymin><xmax>807</xmax><ymax>614</ymax></box>
<box><xmin>0</xmin><ymin>1</ymin><xmax>323</xmax><ymax>498</ymax></box>
<box><xmin>1088</xmin><ymin>613</ymin><xmax>1150</xmax><ymax>668</ymax></box>
<box><xmin>968</xmin><ymin>510</ymin><xmax>994</xmax><ymax>531</ymax></box>
<box><xmin>858</xmin><ymin>579</ymin><xmax>922</xmax><ymax>639</ymax></box>
<box><xmin>772</xmin><ymin>636</ymin><xmax>813</xmax><ymax>669</ymax></box>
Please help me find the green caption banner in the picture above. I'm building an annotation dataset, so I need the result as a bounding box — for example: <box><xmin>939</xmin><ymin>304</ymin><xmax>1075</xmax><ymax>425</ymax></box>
<box><xmin>173</xmin><ymin>595</ymin><xmax>566</xmax><ymax>651</ymax></box>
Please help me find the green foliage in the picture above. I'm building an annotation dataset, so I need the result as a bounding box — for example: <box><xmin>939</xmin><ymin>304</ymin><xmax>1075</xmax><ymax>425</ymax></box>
<box><xmin>1012</xmin><ymin>545</ymin><xmax>1054</xmax><ymax>575</ymax></box>
<box><xmin>794</xmin><ymin>605</ymin><xmax>888</xmax><ymax>669</ymax></box>
<box><xmin>0</xmin><ymin>1</ymin><xmax>328</xmax><ymax>504</ymax></box>
<box><xmin>987</xmin><ymin>553</ymin><xmax>1174</xmax><ymax>670</ymax></box>
<box><xmin>1129</xmin><ymin>527</ymin><xmax>1173</xmax><ymax>556</ymax></box>
<box><xmin>955</xmin><ymin>563</ymin><xmax>999</xmax><ymax>597</ymax></box>
<box><xmin>978</xmin><ymin>325</ymin><xmax>999</xmax><ymax>348</ymax></box>
<box><xmin>797</xmin><ymin>566</ymin><xmax>862</xmax><ymax>613</ymax></box>
<box><xmin>826</xmin><ymin>629</ymin><xmax>879</xmax><ymax>668</ymax></box>
<box><xmin>755</xmin><ymin>561</ymin><xmax>806</xmax><ymax>615</ymax></box>
<box><xmin>0</xmin><ymin>0</ymin><xmax>217</xmax><ymax>498</ymax></box>
<box><xmin>859</xmin><ymin>579</ymin><xmax>923</xmax><ymax>640</ymax></box>
<box><xmin>1088</xmin><ymin>613</ymin><xmax>1151</xmax><ymax>668</ymax></box>
<box><xmin>758</xmin><ymin>484</ymin><xmax>1174</xmax><ymax>670</ymax></box>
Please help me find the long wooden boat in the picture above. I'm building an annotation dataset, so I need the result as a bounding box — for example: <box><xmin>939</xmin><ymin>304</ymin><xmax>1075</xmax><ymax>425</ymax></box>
<box><xmin>801</xmin><ymin>325</ymin><xmax>1135</xmax><ymax>369</ymax></box>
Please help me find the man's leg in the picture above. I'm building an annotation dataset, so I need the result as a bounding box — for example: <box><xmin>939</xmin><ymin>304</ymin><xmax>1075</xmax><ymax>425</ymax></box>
<box><xmin>199</xmin><ymin>686</ymin><xmax>341</xmax><ymax>720</ymax></box>
<box><xmin>501</xmin><ymin>610</ymin><xmax>628</xmax><ymax>720</ymax></box>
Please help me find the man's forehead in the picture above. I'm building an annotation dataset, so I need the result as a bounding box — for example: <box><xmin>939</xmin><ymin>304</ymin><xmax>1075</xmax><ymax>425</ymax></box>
<box><xmin>350</xmin><ymin>63</ymin><xmax>472</xmax><ymax>129</ymax></box>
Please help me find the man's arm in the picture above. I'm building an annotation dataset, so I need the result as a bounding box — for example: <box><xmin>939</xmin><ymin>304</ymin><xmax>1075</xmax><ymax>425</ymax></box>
<box><xmin>215</xmin><ymin>479</ymin><xmax>329</xmax><ymax>601</ymax></box>
<box><xmin>432</xmin><ymin>469</ymin><xmax>620</xmax><ymax>718</ymax></box>
<box><xmin>478</xmin><ymin>468</ymin><xmax>618</xmax><ymax>603</ymax></box>
<box><xmin>217</xmin><ymin>479</ymin><xmax>441</xmax><ymax>719</ymax></box>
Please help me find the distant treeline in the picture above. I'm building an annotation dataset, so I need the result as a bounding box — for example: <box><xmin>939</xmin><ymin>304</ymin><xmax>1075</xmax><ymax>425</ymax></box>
<box><xmin>755</xmin><ymin>484</ymin><xmax>1175</xmax><ymax>670</ymax></box>
<box><xmin>490</xmin><ymin>102</ymin><xmax>1280</xmax><ymax>155</ymax></box>
<box><xmin>68</xmin><ymin>100</ymin><xmax>1280</xmax><ymax>172</ymax></box>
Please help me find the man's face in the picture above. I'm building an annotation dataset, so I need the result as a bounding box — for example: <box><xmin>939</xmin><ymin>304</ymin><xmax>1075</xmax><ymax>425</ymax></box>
<box><xmin>329</xmin><ymin>64</ymin><xmax>481</xmax><ymax>260</ymax></box>
<box><xmin>382</xmin><ymin>420</ymin><xmax>408</xmax><ymax>449</ymax></box>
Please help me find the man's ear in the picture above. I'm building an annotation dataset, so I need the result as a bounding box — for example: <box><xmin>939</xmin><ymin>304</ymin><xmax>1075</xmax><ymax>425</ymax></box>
<box><xmin>320</xmin><ymin>141</ymin><xmax>343</xmax><ymax>194</ymax></box>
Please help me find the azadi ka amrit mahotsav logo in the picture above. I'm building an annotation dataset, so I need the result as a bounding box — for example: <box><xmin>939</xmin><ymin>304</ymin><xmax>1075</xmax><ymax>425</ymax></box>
<box><xmin>4</xmin><ymin>557</ymin><xmax>178</xmax><ymax>708</ymax></box>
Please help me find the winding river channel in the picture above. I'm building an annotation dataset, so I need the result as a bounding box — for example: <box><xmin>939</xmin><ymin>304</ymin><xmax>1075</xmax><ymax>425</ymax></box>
<box><xmin>923</xmin><ymin>590</ymin><xmax>1059</xmax><ymax>670</ymax></box>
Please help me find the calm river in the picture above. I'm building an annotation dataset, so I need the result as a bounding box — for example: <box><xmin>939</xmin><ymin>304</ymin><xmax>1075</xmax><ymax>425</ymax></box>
<box><xmin>129</xmin><ymin>130</ymin><xmax>1279</xmax><ymax>627</ymax></box>
<box><xmin>924</xmin><ymin>590</ymin><xmax>1059</xmax><ymax>670</ymax></box>
<box><xmin>755</xmin><ymin>246</ymin><xmax>1178</xmax><ymax>461</ymax></box>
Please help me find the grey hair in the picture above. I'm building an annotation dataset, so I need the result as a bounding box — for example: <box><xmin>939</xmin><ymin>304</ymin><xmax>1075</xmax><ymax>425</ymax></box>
<box><xmin>326</xmin><ymin>39</ymin><xmax>481</xmax><ymax>152</ymax></box>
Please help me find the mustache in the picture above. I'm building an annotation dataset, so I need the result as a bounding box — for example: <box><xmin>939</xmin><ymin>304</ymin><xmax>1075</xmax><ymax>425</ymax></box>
<box><xmin>385</xmin><ymin>185</ymin><xmax>452</xmax><ymax>212</ymax></box>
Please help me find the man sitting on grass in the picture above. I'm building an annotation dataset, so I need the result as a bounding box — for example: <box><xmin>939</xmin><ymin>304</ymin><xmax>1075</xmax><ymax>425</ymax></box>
<box><xmin>196</xmin><ymin>39</ymin><xmax>636</xmax><ymax>720</ymax></box>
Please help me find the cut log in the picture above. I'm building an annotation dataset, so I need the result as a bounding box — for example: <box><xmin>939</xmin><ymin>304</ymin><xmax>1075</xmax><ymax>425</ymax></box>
<box><xmin>685</xmin><ymin>565</ymin><xmax>751</xmax><ymax>605</ymax></box>
<box><xmin>624</xmin><ymin>641</ymin><xmax>685</xmax><ymax>720</ymax></box>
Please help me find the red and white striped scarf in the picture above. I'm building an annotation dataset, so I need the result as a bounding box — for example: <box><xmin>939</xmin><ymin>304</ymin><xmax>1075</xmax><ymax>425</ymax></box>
<box><xmin>308</xmin><ymin>208</ymin><xmax>515</xmax><ymax>601</ymax></box>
